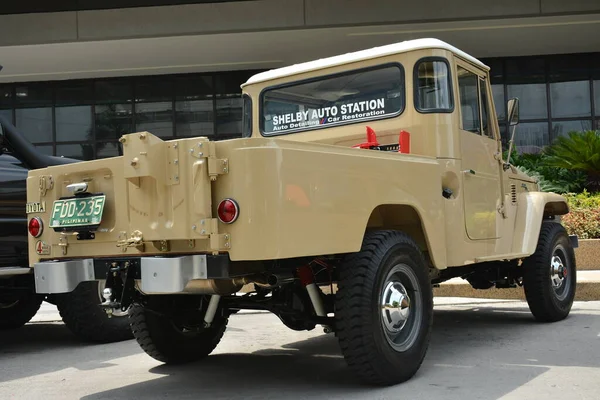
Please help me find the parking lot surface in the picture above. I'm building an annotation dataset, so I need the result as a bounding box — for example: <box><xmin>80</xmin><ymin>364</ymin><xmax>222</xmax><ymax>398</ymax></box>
<box><xmin>1</xmin><ymin>298</ymin><xmax>599</xmax><ymax>400</ymax></box>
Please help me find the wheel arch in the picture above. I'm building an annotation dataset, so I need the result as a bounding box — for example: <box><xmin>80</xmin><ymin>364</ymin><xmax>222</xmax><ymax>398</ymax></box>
<box><xmin>513</xmin><ymin>192</ymin><xmax>570</xmax><ymax>256</ymax></box>
<box><xmin>366</xmin><ymin>204</ymin><xmax>446</xmax><ymax>270</ymax></box>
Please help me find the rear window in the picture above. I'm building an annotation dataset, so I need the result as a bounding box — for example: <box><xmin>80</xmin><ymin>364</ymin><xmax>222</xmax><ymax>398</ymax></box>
<box><xmin>414</xmin><ymin>58</ymin><xmax>453</xmax><ymax>113</ymax></box>
<box><xmin>261</xmin><ymin>64</ymin><xmax>404</xmax><ymax>135</ymax></box>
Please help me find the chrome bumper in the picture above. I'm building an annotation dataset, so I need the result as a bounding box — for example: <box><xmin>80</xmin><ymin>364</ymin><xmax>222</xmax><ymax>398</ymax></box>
<box><xmin>34</xmin><ymin>259</ymin><xmax>95</xmax><ymax>294</ymax></box>
<box><xmin>33</xmin><ymin>255</ymin><xmax>230</xmax><ymax>294</ymax></box>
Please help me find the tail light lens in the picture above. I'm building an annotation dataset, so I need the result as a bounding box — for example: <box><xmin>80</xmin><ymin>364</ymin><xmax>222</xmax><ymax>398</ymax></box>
<box><xmin>217</xmin><ymin>198</ymin><xmax>239</xmax><ymax>224</ymax></box>
<box><xmin>28</xmin><ymin>217</ymin><xmax>43</xmax><ymax>238</ymax></box>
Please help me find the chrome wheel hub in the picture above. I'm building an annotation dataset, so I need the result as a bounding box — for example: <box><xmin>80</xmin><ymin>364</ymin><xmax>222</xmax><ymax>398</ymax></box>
<box><xmin>550</xmin><ymin>255</ymin><xmax>567</xmax><ymax>289</ymax></box>
<box><xmin>379</xmin><ymin>264</ymin><xmax>422</xmax><ymax>352</ymax></box>
<box><xmin>381</xmin><ymin>281</ymin><xmax>411</xmax><ymax>333</ymax></box>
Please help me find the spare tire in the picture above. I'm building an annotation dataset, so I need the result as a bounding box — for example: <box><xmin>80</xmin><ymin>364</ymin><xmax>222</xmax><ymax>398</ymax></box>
<box><xmin>55</xmin><ymin>281</ymin><xmax>133</xmax><ymax>343</ymax></box>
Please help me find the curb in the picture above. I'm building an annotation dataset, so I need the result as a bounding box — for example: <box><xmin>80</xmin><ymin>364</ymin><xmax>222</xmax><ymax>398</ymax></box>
<box><xmin>435</xmin><ymin>273</ymin><xmax>600</xmax><ymax>301</ymax></box>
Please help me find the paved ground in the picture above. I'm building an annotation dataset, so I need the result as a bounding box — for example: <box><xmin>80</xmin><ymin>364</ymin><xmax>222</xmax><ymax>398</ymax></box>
<box><xmin>2</xmin><ymin>299</ymin><xmax>600</xmax><ymax>400</ymax></box>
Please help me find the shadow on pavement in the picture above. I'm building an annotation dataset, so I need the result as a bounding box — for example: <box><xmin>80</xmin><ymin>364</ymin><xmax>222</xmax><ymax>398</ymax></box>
<box><xmin>79</xmin><ymin>305</ymin><xmax>600</xmax><ymax>400</ymax></box>
<box><xmin>0</xmin><ymin>321</ymin><xmax>139</xmax><ymax>384</ymax></box>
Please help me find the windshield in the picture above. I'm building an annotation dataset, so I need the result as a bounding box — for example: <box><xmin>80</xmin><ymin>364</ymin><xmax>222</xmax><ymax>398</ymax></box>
<box><xmin>261</xmin><ymin>64</ymin><xmax>404</xmax><ymax>135</ymax></box>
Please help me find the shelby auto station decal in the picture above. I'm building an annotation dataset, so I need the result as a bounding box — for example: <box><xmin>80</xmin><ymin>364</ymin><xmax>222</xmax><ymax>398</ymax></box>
<box><xmin>270</xmin><ymin>98</ymin><xmax>387</xmax><ymax>132</ymax></box>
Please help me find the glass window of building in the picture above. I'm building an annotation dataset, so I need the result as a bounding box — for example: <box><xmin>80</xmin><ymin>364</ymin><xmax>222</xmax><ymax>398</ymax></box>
<box><xmin>95</xmin><ymin>79</ymin><xmax>133</xmax><ymax>104</ymax></box>
<box><xmin>175</xmin><ymin>75</ymin><xmax>214</xmax><ymax>137</ymax></box>
<box><xmin>514</xmin><ymin>122</ymin><xmax>549</xmax><ymax>154</ymax></box>
<box><xmin>134</xmin><ymin>77</ymin><xmax>174</xmax><ymax>138</ymax></box>
<box><xmin>491</xmin><ymin>84</ymin><xmax>505</xmax><ymax>121</ymax></box>
<box><xmin>552</xmin><ymin>120</ymin><xmax>593</xmax><ymax>138</ymax></box>
<box><xmin>415</xmin><ymin>59</ymin><xmax>452</xmax><ymax>112</ymax></box>
<box><xmin>550</xmin><ymin>81</ymin><xmax>591</xmax><ymax>119</ymax></box>
<box><xmin>15</xmin><ymin>83</ymin><xmax>53</xmax><ymax>144</ymax></box>
<box><xmin>0</xmin><ymin>85</ymin><xmax>12</xmax><ymax>124</ymax></box>
<box><xmin>95</xmin><ymin>80</ymin><xmax>134</xmax><ymax>143</ymax></box>
<box><xmin>135</xmin><ymin>101</ymin><xmax>174</xmax><ymax>138</ymax></box>
<box><xmin>55</xmin><ymin>81</ymin><xmax>94</xmax><ymax>143</ymax></box>
<box><xmin>507</xmin><ymin>84</ymin><xmax>548</xmax><ymax>120</ymax></box>
<box><xmin>34</xmin><ymin>145</ymin><xmax>53</xmax><ymax>156</ymax></box>
<box><xmin>215</xmin><ymin>71</ymin><xmax>257</xmax><ymax>138</ymax></box>
<box><xmin>96</xmin><ymin>142</ymin><xmax>122</xmax><ymax>158</ymax></box>
<box><xmin>594</xmin><ymin>80</ymin><xmax>600</xmax><ymax>117</ymax></box>
<box><xmin>56</xmin><ymin>143</ymin><xmax>93</xmax><ymax>160</ymax></box>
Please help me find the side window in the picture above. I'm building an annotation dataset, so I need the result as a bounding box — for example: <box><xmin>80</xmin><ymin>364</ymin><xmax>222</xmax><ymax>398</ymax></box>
<box><xmin>242</xmin><ymin>94</ymin><xmax>252</xmax><ymax>138</ymax></box>
<box><xmin>415</xmin><ymin>59</ymin><xmax>453</xmax><ymax>112</ymax></box>
<box><xmin>458</xmin><ymin>67</ymin><xmax>481</xmax><ymax>134</ymax></box>
<box><xmin>479</xmin><ymin>79</ymin><xmax>493</xmax><ymax>138</ymax></box>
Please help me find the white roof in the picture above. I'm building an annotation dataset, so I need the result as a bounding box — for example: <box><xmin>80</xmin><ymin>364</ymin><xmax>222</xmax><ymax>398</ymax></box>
<box><xmin>242</xmin><ymin>38</ymin><xmax>488</xmax><ymax>87</ymax></box>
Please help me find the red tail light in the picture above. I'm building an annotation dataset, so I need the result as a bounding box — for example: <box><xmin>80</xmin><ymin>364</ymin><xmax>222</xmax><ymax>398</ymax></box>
<box><xmin>217</xmin><ymin>198</ymin><xmax>239</xmax><ymax>224</ymax></box>
<box><xmin>28</xmin><ymin>217</ymin><xmax>43</xmax><ymax>238</ymax></box>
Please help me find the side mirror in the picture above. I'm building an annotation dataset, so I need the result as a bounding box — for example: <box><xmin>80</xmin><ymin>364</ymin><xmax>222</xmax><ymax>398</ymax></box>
<box><xmin>507</xmin><ymin>98</ymin><xmax>519</xmax><ymax>126</ymax></box>
<box><xmin>504</xmin><ymin>97</ymin><xmax>520</xmax><ymax>170</ymax></box>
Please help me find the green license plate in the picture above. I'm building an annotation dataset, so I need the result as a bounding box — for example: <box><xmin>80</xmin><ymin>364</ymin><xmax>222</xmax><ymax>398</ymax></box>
<box><xmin>49</xmin><ymin>195</ymin><xmax>106</xmax><ymax>228</ymax></box>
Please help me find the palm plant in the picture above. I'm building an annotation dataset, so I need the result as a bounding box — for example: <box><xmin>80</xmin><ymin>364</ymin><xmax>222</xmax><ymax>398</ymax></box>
<box><xmin>507</xmin><ymin>150</ymin><xmax>586</xmax><ymax>194</ymax></box>
<box><xmin>542</xmin><ymin>130</ymin><xmax>600</xmax><ymax>193</ymax></box>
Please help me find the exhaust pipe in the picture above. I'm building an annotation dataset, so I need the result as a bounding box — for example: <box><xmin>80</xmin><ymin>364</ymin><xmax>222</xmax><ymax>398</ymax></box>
<box><xmin>266</xmin><ymin>272</ymin><xmax>295</xmax><ymax>287</ymax></box>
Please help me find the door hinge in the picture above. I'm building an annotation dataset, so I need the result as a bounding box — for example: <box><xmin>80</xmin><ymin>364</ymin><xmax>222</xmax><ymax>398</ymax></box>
<box><xmin>195</xmin><ymin>218</ymin><xmax>231</xmax><ymax>251</ymax></box>
<box><xmin>39</xmin><ymin>175</ymin><xmax>54</xmax><ymax>197</ymax></box>
<box><xmin>190</xmin><ymin>140</ymin><xmax>229</xmax><ymax>181</ymax></box>
<box><xmin>497</xmin><ymin>205</ymin><xmax>507</xmax><ymax>219</ymax></box>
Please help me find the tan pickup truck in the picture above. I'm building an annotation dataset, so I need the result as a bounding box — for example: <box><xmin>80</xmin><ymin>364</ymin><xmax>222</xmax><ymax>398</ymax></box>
<box><xmin>25</xmin><ymin>38</ymin><xmax>577</xmax><ymax>386</ymax></box>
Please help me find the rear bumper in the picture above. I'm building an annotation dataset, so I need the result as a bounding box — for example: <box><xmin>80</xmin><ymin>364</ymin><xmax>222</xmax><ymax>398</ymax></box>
<box><xmin>33</xmin><ymin>254</ymin><xmax>231</xmax><ymax>294</ymax></box>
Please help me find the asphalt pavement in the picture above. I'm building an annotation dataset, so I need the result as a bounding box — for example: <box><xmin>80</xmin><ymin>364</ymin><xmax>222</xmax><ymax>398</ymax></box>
<box><xmin>1</xmin><ymin>298</ymin><xmax>599</xmax><ymax>400</ymax></box>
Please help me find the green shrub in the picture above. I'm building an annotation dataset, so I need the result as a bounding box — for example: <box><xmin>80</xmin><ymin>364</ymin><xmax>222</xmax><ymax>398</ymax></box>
<box><xmin>562</xmin><ymin>191</ymin><xmax>600</xmax><ymax>239</ymax></box>
<box><xmin>563</xmin><ymin>191</ymin><xmax>600</xmax><ymax>209</ymax></box>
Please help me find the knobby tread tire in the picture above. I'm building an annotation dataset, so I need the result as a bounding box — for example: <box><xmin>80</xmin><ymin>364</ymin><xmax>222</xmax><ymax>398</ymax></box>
<box><xmin>55</xmin><ymin>281</ymin><xmax>133</xmax><ymax>343</ymax></box>
<box><xmin>0</xmin><ymin>292</ymin><xmax>43</xmax><ymax>330</ymax></box>
<box><xmin>335</xmin><ymin>230</ymin><xmax>433</xmax><ymax>386</ymax></box>
<box><xmin>523</xmin><ymin>221</ymin><xmax>576</xmax><ymax>322</ymax></box>
<box><xmin>129</xmin><ymin>303</ymin><xmax>228</xmax><ymax>364</ymax></box>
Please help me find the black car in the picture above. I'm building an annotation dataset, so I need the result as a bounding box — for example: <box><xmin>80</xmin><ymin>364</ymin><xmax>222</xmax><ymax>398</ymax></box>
<box><xmin>0</xmin><ymin>115</ymin><xmax>131</xmax><ymax>343</ymax></box>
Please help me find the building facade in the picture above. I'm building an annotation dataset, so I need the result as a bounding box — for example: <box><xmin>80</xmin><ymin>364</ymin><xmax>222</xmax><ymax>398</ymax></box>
<box><xmin>1</xmin><ymin>1</ymin><xmax>599</xmax><ymax>159</ymax></box>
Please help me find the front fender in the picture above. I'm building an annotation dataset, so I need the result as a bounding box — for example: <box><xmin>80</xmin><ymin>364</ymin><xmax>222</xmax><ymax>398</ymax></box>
<box><xmin>512</xmin><ymin>192</ymin><xmax>569</xmax><ymax>256</ymax></box>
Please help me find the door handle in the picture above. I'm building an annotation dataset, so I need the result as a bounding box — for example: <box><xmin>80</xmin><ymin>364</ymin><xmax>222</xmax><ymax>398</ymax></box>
<box><xmin>462</xmin><ymin>169</ymin><xmax>476</xmax><ymax>175</ymax></box>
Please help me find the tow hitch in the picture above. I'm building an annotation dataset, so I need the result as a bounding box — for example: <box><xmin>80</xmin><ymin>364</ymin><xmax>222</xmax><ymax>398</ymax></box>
<box><xmin>99</xmin><ymin>259</ymin><xmax>139</xmax><ymax>317</ymax></box>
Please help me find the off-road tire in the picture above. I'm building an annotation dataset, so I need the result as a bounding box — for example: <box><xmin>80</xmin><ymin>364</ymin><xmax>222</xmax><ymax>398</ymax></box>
<box><xmin>523</xmin><ymin>221</ymin><xmax>576</xmax><ymax>322</ymax></box>
<box><xmin>55</xmin><ymin>281</ymin><xmax>133</xmax><ymax>343</ymax></box>
<box><xmin>0</xmin><ymin>291</ymin><xmax>43</xmax><ymax>329</ymax></box>
<box><xmin>335</xmin><ymin>230</ymin><xmax>433</xmax><ymax>386</ymax></box>
<box><xmin>129</xmin><ymin>303</ymin><xmax>228</xmax><ymax>364</ymax></box>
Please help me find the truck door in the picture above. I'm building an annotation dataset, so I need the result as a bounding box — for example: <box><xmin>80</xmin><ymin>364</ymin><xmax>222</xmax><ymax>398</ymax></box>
<box><xmin>457</xmin><ymin>64</ymin><xmax>502</xmax><ymax>240</ymax></box>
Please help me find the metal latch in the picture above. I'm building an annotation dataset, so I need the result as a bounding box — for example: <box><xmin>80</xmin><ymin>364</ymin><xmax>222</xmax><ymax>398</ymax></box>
<box><xmin>190</xmin><ymin>140</ymin><xmax>228</xmax><ymax>181</ymax></box>
<box><xmin>58</xmin><ymin>235</ymin><xmax>68</xmax><ymax>255</ymax></box>
<box><xmin>116</xmin><ymin>230</ymin><xmax>145</xmax><ymax>251</ymax></box>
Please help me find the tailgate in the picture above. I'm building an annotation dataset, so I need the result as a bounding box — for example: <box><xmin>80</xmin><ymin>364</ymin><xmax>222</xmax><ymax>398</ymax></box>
<box><xmin>26</xmin><ymin>132</ymin><xmax>214</xmax><ymax>264</ymax></box>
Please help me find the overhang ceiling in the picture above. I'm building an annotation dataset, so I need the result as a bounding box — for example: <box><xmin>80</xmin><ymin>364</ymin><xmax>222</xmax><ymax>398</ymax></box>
<box><xmin>0</xmin><ymin>13</ymin><xmax>599</xmax><ymax>83</ymax></box>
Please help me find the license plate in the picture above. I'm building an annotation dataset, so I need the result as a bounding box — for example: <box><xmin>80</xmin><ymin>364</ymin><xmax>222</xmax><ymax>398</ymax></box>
<box><xmin>49</xmin><ymin>195</ymin><xmax>106</xmax><ymax>229</ymax></box>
